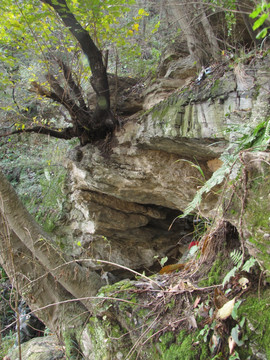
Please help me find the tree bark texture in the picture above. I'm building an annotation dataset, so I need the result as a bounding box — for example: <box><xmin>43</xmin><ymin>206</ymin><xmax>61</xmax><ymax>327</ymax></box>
<box><xmin>0</xmin><ymin>168</ymin><xmax>105</xmax><ymax>326</ymax></box>
<box><xmin>0</xmin><ymin>214</ymin><xmax>88</xmax><ymax>337</ymax></box>
<box><xmin>167</xmin><ymin>0</ymin><xmax>221</xmax><ymax>67</ymax></box>
<box><xmin>40</xmin><ymin>0</ymin><xmax>117</xmax><ymax>133</ymax></box>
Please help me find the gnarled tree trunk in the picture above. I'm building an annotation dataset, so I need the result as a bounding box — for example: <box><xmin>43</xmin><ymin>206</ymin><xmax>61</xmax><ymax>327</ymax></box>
<box><xmin>0</xmin><ymin>168</ymin><xmax>105</xmax><ymax>338</ymax></box>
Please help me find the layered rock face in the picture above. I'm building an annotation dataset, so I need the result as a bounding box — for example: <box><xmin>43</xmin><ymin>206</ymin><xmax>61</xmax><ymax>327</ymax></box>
<box><xmin>62</xmin><ymin>56</ymin><xmax>270</xmax><ymax>275</ymax></box>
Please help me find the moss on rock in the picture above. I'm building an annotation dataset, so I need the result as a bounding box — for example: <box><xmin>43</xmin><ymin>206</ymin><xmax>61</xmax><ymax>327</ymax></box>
<box><xmin>158</xmin><ymin>330</ymin><xmax>209</xmax><ymax>360</ymax></box>
<box><xmin>198</xmin><ymin>253</ymin><xmax>229</xmax><ymax>287</ymax></box>
<box><xmin>238</xmin><ymin>289</ymin><xmax>270</xmax><ymax>359</ymax></box>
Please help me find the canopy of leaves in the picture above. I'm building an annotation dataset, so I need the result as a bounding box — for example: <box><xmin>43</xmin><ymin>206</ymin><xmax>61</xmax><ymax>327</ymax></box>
<box><xmin>0</xmin><ymin>0</ymin><xmax>149</xmax><ymax>133</ymax></box>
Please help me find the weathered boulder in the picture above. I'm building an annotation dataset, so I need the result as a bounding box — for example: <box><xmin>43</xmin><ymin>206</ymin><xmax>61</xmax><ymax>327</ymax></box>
<box><xmin>143</xmin><ymin>39</ymin><xmax>196</xmax><ymax>110</ymax></box>
<box><xmin>7</xmin><ymin>336</ymin><xmax>65</xmax><ymax>360</ymax></box>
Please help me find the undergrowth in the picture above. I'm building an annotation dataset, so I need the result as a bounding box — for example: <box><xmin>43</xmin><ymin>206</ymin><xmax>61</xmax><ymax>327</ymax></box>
<box><xmin>163</xmin><ymin>118</ymin><xmax>270</xmax><ymax>359</ymax></box>
<box><xmin>0</xmin><ymin>134</ymin><xmax>70</xmax><ymax>232</ymax></box>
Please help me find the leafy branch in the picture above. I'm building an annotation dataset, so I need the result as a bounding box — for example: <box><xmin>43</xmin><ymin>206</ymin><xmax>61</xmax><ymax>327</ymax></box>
<box><xmin>250</xmin><ymin>2</ymin><xmax>270</xmax><ymax>39</ymax></box>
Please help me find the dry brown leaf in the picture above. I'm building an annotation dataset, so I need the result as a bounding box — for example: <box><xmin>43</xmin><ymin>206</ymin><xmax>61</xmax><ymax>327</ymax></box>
<box><xmin>228</xmin><ymin>335</ymin><xmax>237</xmax><ymax>355</ymax></box>
<box><xmin>214</xmin><ymin>287</ymin><xmax>228</xmax><ymax>309</ymax></box>
<box><xmin>187</xmin><ymin>314</ymin><xmax>198</xmax><ymax>329</ymax></box>
<box><xmin>193</xmin><ymin>296</ymin><xmax>201</xmax><ymax>308</ymax></box>
<box><xmin>185</xmin><ymin>280</ymin><xmax>197</xmax><ymax>291</ymax></box>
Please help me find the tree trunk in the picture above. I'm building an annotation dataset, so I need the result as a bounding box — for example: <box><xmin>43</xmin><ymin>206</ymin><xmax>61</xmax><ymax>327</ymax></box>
<box><xmin>0</xmin><ymin>215</ymin><xmax>88</xmax><ymax>339</ymax></box>
<box><xmin>40</xmin><ymin>0</ymin><xmax>117</xmax><ymax>136</ymax></box>
<box><xmin>199</xmin><ymin>4</ymin><xmax>220</xmax><ymax>60</ymax></box>
<box><xmin>0</xmin><ymin>168</ymin><xmax>105</xmax><ymax>332</ymax></box>
<box><xmin>1</xmin><ymin>0</ymin><xmax>119</xmax><ymax>145</ymax></box>
<box><xmin>167</xmin><ymin>0</ymin><xmax>220</xmax><ymax>68</ymax></box>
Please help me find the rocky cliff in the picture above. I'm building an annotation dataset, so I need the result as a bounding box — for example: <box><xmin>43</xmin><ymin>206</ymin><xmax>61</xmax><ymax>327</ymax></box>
<box><xmin>6</xmin><ymin>51</ymin><xmax>270</xmax><ymax>360</ymax></box>
<box><xmin>60</xmin><ymin>54</ymin><xmax>270</xmax><ymax>278</ymax></box>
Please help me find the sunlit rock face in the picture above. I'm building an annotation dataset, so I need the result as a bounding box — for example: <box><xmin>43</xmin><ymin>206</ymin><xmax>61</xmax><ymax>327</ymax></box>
<box><xmin>62</xmin><ymin>56</ymin><xmax>270</xmax><ymax>275</ymax></box>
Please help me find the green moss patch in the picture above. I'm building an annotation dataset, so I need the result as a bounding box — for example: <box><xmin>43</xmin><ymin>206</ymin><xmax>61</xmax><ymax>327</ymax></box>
<box><xmin>158</xmin><ymin>330</ymin><xmax>209</xmax><ymax>360</ymax></box>
<box><xmin>238</xmin><ymin>289</ymin><xmax>270</xmax><ymax>359</ymax></box>
<box><xmin>244</xmin><ymin>170</ymin><xmax>270</xmax><ymax>274</ymax></box>
<box><xmin>198</xmin><ymin>253</ymin><xmax>229</xmax><ymax>287</ymax></box>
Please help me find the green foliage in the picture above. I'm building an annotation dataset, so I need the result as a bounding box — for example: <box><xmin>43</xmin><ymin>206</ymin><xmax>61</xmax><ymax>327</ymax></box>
<box><xmin>0</xmin><ymin>135</ymin><xmax>69</xmax><ymax>232</ymax></box>
<box><xmin>250</xmin><ymin>1</ymin><xmax>270</xmax><ymax>39</ymax></box>
<box><xmin>231</xmin><ymin>323</ymin><xmax>245</xmax><ymax>347</ymax></box>
<box><xmin>198</xmin><ymin>253</ymin><xmax>229</xmax><ymax>288</ymax></box>
<box><xmin>230</xmin><ymin>249</ymin><xmax>242</xmax><ymax>266</ymax></box>
<box><xmin>177</xmin><ymin>159</ymin><xmax>206</xmax><ymax>181</ymax></box>
<box><xmin>180</xmin><ymin>119</ymin><xmax>270</xmax><ymax>218</ymax></box>
<box><xmin>238</xmin><ymin>289</ymin><xmax>270</xmax><ymax>359</ymax></box>
<box><xmin>179</xmin><ymin>160</ymin><xmax>231</xmax><ymax>218</ymax></box>
<box><xmin>202</xmin><ymin>255</ymin><xmax>224</xmax><ymax>286</ymax></box>
<box><xmin>206</xmin><ymin>0</ymin><xmax>237</xmax><ymax>36</ymax></box>
<box><xmin>0</xmin><ymin>0</ymin><xmax>143</xmax><ymax>60</ymax></box>
<box><xmin>0</xmin><ymin>331</ymin><xmax>16</xmax><ymax>359</ymax></box>
<box><xmin>232</xmin><ymin>119</ymin><xmax>270</xmax><ymax>151</ymax></box>
<box><xmin>160</xmin><ymin>256</ymin><xmax>168</xmax><ymax>267</ymax></box>
<box><xmin>0</xmin><ymin>270</ymin><xmax>16</xmax><ymax>345</ymax></box>
<box><xmin>229</xmin><ymin>351</ymin><xmax>240</xmax><ymax>360</ymax></box>
<box><xmin>222</xmin><ymin>251</ymin><xmax>257</xmax><ymax>286</ymax></box>
<box><xmin>160</xmin><ymin>330</ymin><xmax>209</xmax><ymax>360</ymax></box>
<box><xmin>196</xmin><ymin>285</ymin><xmax>248</xmax><ymax>358</ymax></box>
<box><xmin>63</xmin><ymin>329</ymin><xmax>81</xmax><ymax>359</ymax></box>
<box><xmin>222</xmin><ymin>265</ymin><xmax>239</xmax><ymax>288</ymax></box>
<box><xmin>197</xmin><ymin>322</ymin><xmax>214</xmax><ymax>343</ymax></box>
<box><xmin>0</xmin><ymin>266</ymin><xmax>8</xmax><ymax>282</ymax></box>
<box><xmin>231</xmin><ymin>300</ymin><xmax>243</xmax><ymax>321</ymax></box>
<box><xmin>0</xmin><ymin>0</ymin><xmax>154</xmax><ymax>131</ymax></box>
<box><xmin>241</xmin><ymin>257</ymin><xmax>257</xmax><ymax>273</ymax></box>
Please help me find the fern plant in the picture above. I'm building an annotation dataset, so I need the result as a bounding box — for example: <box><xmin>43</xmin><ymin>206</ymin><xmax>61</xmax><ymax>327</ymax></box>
<box><xmin>179</xmin><ymin>119</ymin><xmax>270</xmax><ymax>218</ymax></box>
<box><xmin>222</xmin><ymin>250</ymin><xmax>257</xmax><ymax>286</ymax></box>
<box><xmin>230</xmin><ymin>249</ymin><xmax>242</xmax><ymax>265</ymax></box>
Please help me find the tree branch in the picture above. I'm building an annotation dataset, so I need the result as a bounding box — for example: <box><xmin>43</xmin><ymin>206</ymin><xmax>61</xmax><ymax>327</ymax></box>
<box><xmin>0</xmin><ymin>126</ymin><xmax>77</xmax><ymax>140</ymax></box>
<box><xmin>0</xmin><ymin>168</ymin><xmax>105</xmax><ymax>312</ymax></box>
<box><xmin>45</xmin><ymin>74</ymin><xmax>82</xmax><ymax>117</ymax></box>
<box><xmin>57</xmin><ymin>59</ymin><xmax>88</xmax><ymax>111</ymax></box>
<box><xmin>40</xmin><ymin>0</ymin><xmax>110</xmax><ymax>113</ymax></box>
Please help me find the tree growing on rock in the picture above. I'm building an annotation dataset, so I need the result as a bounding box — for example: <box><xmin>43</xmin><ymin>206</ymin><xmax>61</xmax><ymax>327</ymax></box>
<box><xmin>0</xmin><ymin>0</ymin><xmax>265</xmax><ymax>353</ymax></box>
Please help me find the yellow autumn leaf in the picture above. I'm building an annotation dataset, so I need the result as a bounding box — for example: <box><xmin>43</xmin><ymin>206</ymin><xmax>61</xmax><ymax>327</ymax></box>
<box><xmin>127</xmin><ymin>29</ymin><xmax>133</xmax><ymax>36</ymax></box>
<box><xmin>138</xmin><ymin>8</ymin><xmax>149</xmax><ymax>16</ymax></box>
<box><xmin>133</xmin><ymin>23</ymin><xmax>139</xmax><ymax>31</ymax></box>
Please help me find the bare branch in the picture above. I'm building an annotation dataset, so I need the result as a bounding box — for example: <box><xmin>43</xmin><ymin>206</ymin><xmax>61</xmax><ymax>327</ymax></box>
<box><xmin>0</xmin><ymin>126</ymin><xmax>76</xmax><ymax>140</ymax></box>
<box><xmin>30</xmin><ymin>79</ymin><xmax>90</xmax><ymax>127</ymax></box>
<box><xmin>57</xmin><ymin>59</ymin><xmax>88</xmax><ymax>111</ymax></box>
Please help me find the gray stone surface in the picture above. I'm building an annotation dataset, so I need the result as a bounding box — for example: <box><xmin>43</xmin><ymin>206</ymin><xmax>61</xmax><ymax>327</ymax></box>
<box><xmin>7</xmin><ymin>336</ymin><xmax>65</xmax><ymax>360</ymax></box>
<box><xmin>58</xmin><ymin>56</ymin><xmax>270</xmax><ymax>274</ymax></box>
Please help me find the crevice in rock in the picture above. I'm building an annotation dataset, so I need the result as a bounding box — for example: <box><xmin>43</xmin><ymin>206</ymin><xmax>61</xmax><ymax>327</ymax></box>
<box><xmin>61</xmin><ymin>195</ymin><xmax>198</xmax><ymax>282</ymax></box>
